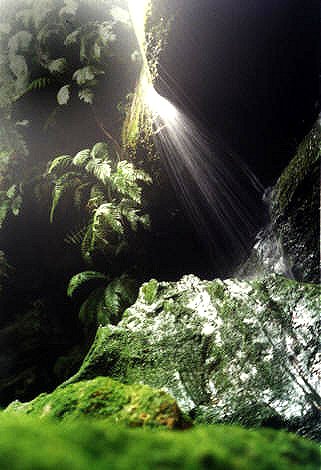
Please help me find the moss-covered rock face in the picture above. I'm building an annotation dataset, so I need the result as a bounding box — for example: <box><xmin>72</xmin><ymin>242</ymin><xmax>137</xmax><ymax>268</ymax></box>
<box><xmin>5</xmin><ymin>376</ymin><xmax>189</xmax><ymax>429</ymax></box>
<box><xmin>64</xmin><ymin>275</ymin><xmax>320</xmax><ymax>437</ymax></box>
<box><xmin>0</xmin><ymin>414</ymin><xmax>319</xmax><ymax>470</ymax></box>
<box><xmin>271</xmin><ymin>121</ymin><xmax>320</xmax><ymax>283</ymax></box>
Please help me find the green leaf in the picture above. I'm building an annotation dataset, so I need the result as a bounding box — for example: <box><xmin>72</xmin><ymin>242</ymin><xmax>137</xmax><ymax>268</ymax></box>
<box><xmin>93</xmin><ymin>41</ymin><xmax>101</xmax><ymax>60</ymax></box>
<box><xmin>59</xmin><ymin>0</ymin><xmax>79</xmax><ymax>17</ymax></box>
<box><xmin>11</xmin><ymin>194</ymin><xmax>22</xmax><ymax>215</ymax></box>
<box><xmin>79</xmin><ymin>286</ymin><xmax>104</xmax><ymax>326</ymax></box>
<box><xmin>27</xmin><ymin>77</ymin><xmax>52</xmax><ymax>92</ymax></box>
<box><xmin>50</xmin><ymin>172</ymin><xmax>79</xmax><ymax>223</ymax></box>
<box><xmin>47</xmin><ymin>155</ymin><xmax>72</xmax><ymax>175</ymax></box>
<box><xmin>47</xmin><ymin>58</ymin><xmax>67</xmax><ymax>74</ymax></box>
<box><xmin>72</xmin><ymin>149</ymin><xmax>91</xmax><ymax>167</ymax></box>
<box><xmin>85</xmin><ymin>159</ymin><xmax>111</xmax><ymax>185</ymax></box>
<box><xmin>103</xmin><ymin>275</ymin><xmax>137</xmax><ymax>324</ymax></box>
<box><xmin>72</xmin><ymin>66</ymin><xmax>101</xmax><ymax>86</ymax></box>
<box><xmin>57</xmin><ymin>85</ymin><xmax>70</xmax><ymax>105</ymax></box>
<box><xmin>64</xmin><ymin>29</ymin><xmax>80</xmax><ymax>46</ymax></box>
<box><xmin>67</xmin><ymin>271</ymin><xmax>108</xmax><ymax>297</ymax></box>
<box><xmin>93</xmin><ymin>203</ymin><xmax>124</xmax><ymax>235</ymax></box>
<box><xmin>78</xmin><ymin>88</ymin><xmax>94</xmax><ymax>104</ymax></box>
<box><xmin>91</xmin><ymin>142</ymin><xmax>110</xmax><ymax>160</ymax></box>
<box><xmin>6</xmin><ymin>184</ymin><xmax>17</xmax><ymax>199</ymax></box>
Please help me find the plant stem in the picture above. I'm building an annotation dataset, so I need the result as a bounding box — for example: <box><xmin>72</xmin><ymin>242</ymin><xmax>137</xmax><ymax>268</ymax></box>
<box><xmin>91</xmin><ymin>107</ymin><xmax>123</xmax><ymax>159</ymax></box>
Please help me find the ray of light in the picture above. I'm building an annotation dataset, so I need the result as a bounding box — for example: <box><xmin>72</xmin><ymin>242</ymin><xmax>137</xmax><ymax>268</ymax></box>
<box><xmin>127</xmin><ymin>0</ymin><xmax>263</xmax><ymax>268</ymax></box>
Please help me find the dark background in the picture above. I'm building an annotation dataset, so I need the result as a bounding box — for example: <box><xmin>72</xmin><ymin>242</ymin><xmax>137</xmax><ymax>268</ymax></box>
<box><xmin>157</xmin><ymin>0</ymin><xmax>320</xmax><ymax>185</ymax></box>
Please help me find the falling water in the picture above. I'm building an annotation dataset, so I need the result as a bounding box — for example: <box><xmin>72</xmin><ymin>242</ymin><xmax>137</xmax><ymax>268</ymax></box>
<box><xmin>128</xmin><ymin>0</ymin><xmax>264</xmax><ymax>266</ymax></box>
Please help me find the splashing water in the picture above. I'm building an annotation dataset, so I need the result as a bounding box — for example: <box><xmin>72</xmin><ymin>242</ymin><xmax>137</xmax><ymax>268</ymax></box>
<box><xmin>128</xmin><ymin>0</ymin><xmax>264</xmax><ymax>267</ymax></box>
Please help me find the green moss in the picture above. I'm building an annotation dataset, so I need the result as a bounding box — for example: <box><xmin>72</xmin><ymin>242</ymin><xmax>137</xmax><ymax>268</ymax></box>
<box><xmin>0</xmin><ymin>414</ymin><xmax>319</xmax><ymax>470</ymax></box>
<box><xmin>63</xmin><ymin>274</ymin><xmax>320</xmax><ymax>434</ymax></box>
<box><xmin>5</xmin><ymin>376</ymin><xmax>190</xmax><ymax>429</ymax></box>
<box><xmin>270</xmin><ymin>122</ymin><xmax>320</xmax><ymax>282</ymax></box>
<box><xmin>273</xmin><ymin>123</ymin><xmax>320</xmax><ymax>216</ymax></box>
<box><xmin>141</xmin><ymin>279</ymin><xmax>159</xmax><ymax>305</ymax></box>
<box><xmin>206</xmin><ymin>280</ymin><xmax>226</xmax><ymax>303</ymax></box>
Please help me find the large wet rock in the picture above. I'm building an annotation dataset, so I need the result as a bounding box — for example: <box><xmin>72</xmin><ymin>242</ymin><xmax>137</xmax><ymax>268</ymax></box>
<box><xmin>239</xmin><ymin>121</ymin><xmax>320</xmax><ymax>283</ymax></box>
<box><xmin>65</xmin><ymin>274</ymin><xmax>321</xmax><ymax>437</ymax></box>
<box><xmin>271</xmin><ymin>121</ymin><xmax>320</xmax><ymax>283</ymax></box>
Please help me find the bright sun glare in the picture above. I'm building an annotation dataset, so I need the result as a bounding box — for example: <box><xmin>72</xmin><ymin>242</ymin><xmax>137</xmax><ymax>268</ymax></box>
<box><xmin>144</xmin><ymin>83</ymin><xmax>179</xmax><ymax>121</ymax></box>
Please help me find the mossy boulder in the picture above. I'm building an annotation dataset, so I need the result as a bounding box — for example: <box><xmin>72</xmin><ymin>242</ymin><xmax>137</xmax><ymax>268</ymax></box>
<box><xmin>271</xmin><ymin>121</ymin><xmax>320</xmax><ymax>282</ymax></box>
<box><xmin>5</xmin><ymin>376</ymin><xmax>189</xmax><ymax>429</ymax></box>
<box><xmin>63</xmin><ymin>274</ymin><xmax>320</xmax><ymax>438</ymax></box>
<box><xmin>0</xmin><ymin>414</ymin><xmax>319</xmax><ymax>470</ymax></box>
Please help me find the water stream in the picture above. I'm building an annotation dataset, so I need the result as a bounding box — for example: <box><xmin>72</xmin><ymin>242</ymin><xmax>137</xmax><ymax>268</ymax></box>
<box><xmin>128</xmin><ymin>0</ymin><xmax>264</xmax><ymax>266</ymax></box>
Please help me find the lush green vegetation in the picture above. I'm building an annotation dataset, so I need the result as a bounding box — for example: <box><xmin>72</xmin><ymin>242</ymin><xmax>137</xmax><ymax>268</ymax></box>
<box><xmin>67</xmin><ymin>271</ymin><xmax>138</xmax><ymax>328</ymax></box>
<box><xmin>0</xmin><ymin>0</ymin><xmax>160</xmax><ymax>401</ymax></box>
<box><xmin>0</xmin><ymin>414</ymin><xmax>319</xmax><ymax>470</ymax></box>
<box><xmin>6</xmin><ymin>376</ymin><xmax>190</xmax><ymax>428</ymax></box>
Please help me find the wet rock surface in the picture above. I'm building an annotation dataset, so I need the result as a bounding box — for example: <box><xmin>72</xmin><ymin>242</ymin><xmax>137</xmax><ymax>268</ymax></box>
<box><xmin>66</xmin><ymin>274</ymin><xmax>321</xmax><ymax>438</ymax></box>
<box><xmin>242</xmin><ymin>122</ymin><xmax>320</xmax><ymax>282</ymax></box>
<box><xmin>271</xmin><ymin>121</ymin><xmax>320</xmax><ymax>283</ymax></box>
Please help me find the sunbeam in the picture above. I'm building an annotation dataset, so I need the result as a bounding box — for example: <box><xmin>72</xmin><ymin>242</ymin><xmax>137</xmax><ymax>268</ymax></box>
<box><xmin>128</xmin><ymin>0</ymin><xmax>263</xmax><ymax>266</ymax></box>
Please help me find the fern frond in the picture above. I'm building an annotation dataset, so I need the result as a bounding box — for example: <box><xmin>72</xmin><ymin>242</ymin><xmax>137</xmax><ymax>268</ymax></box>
<box><xmin>64</xmin><ymin>225</ymin><xmax>87</xmax><ymax>246</ymax></box>
<box><xmin>27</xmin><ymin>76</ymin><xmax>52</xmax><ymax>92</ymax></box>
<box><xmin>121</xmin><ymin>203</ymin><xmax>140</xmax><ymax>231</ymax></box>
<box><xmin>73</xmin><ymin>182</ymin><xmax>91</xmax><ymax>209</ymax></box>
<box><xmin>91</xmin><ymin>142</ymin><xmax>110</xmax><ymax>160</ymax></box>
<box><xmin>103</xmin><ymin>275</ymin><xmax>137</xmax><ymax>324</ymax></box>
<box><xmin>111</xmin><ymin>161</ymin><xmax>144</xmax><ymax>203</ymax></box>
<box><xmin>72</xmin><ymin>149</ymin><xmax>91</xmax><ymax>167</ymax></box>
<box><xmin>47</xmin><ymin>155</ymin><xmax>72</xmax><ymax>176</ymax></box>
<box><xmin>138</xmin><ymin>213</ymin><xmax>151</xmax><ymax>229</ymax></box>
<box><xmin>81</xmin><ymin>224</ymin><xmax>94</xmax><ymax>263</ymax></box>
<box><xmin>67</xmin><ymin>270</ymin><xmax>108</xmax><ymax>297</ymax></box>
<box><xmin>103</xmin><ymin>281</ymin><xmax>121</xmax><ymax>321</ymax></box>
<box><xmin>85</xmin><ymin>158</ymin><xmax>111</xmax><ymax>185</ymax></box>
<box><xmin>93</xmin><ymin>203</ymin><xmax>124</xmax><ymax>237</ymax></box>
<box><xmin>50</xmin><ymin>172</ymin><xmax>79</xmax><ymax>222</ymax></box>
<box><xmin>89</xmin><ymin>184</ymin><xmax>106</xmax><ymax>202</ymax></box>
<box><xmin>79</xmin><ymin>286</ymin><xmax>105</xmax><ymax>326</ymax></box>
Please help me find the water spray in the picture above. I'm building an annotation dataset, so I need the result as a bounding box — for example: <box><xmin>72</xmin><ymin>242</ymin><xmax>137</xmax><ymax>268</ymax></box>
<box><xmin>127</xmin><ymin>0</ymin><xmax>263</xmax><ymax>267</ymax></box>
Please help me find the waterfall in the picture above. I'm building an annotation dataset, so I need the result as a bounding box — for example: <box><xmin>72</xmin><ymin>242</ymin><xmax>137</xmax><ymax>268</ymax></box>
<box><xmin>128</xmin><ymin>0</ymin><xmax>264</xmax><ymax>267</ymax></box>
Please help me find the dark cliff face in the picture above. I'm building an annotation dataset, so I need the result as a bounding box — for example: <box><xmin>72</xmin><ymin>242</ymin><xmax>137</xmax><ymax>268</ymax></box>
<box><xmin>156</xmin><ymin>0</ymin><xmax>320</xmax><ymax>185</ymax></box>
<box><xmin>271</xmin><ymin>121</ymin><xmax>320</xmax><ymax>283</ymax></box>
